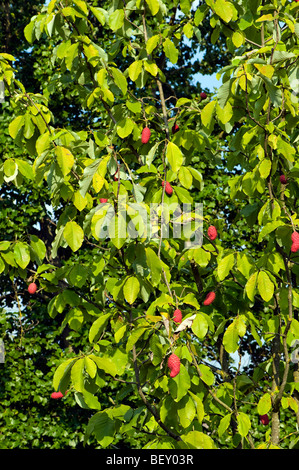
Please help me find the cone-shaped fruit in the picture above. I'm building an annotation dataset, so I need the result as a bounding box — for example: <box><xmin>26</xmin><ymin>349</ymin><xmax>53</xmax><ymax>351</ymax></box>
<box><xmin>200</xmin><ymin>92</ymin><xmax>207</xmax><ymax>99</ymax></box>
<box><xmin>100</xmin><ymin>198</ymin><xmax>108</xmax><ymax>203</ymax></box>
<box><xmin>167</xmin><ymin>353</ymin><xmax>180</xmax><ymax>377</ymax></box>
<box><xmin>28</xmin><ymin>282</ymin><xmax>37</xmax><ymax>294</ymax></box>
<box><xmin>291</xmin><ymin>231</ymin><xmax>299</xmax><ymax>253</ymax></box>
<box><xmin>162</xmin><ymin>180</ymin><xmax>173</xmax><ymax>196</ymax></box>
<box><xmin>203</xmin><ymin>291</ymin><xmax>216</xmax><ymax>306</ymax></box>
<box><xmin>172</xmin><ymin>123</ymin><xmax>179</xmax><ymax>134</ymax></box>
<box><xmin>207</xmin><ymin>225</ymin><xmax>217</xmax><ymax>241</ymax></box>
<box><xmin>141</xmin><ymin>127</ymin><xmax>151</xmax><ymax>144</ymax></box>
<box><xmin>173</xmin><ymin>309</ymin><xmax>182</xmax><ymax>324</ymax></box>
<box><xmin>280</xmin><ymin>174</ymin><xmax>287</xmax><ymax>184</ymax></box>
<box><xmin>51</xmin><ymin>391</ymin><xmax>64</xmax><ymax>399</ymax></box>
<box><xmin>259</xmin><ymin>414</ymin><xmax>269</xmax><ymax>425</ymax></box>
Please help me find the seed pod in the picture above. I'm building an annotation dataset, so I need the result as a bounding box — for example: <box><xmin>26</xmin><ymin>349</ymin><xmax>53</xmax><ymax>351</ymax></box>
<box><xmin>167</xmin><ymin>353</ymin><xmax>181</xmax><ymax>378</ymax></box>
<box><xmin>203</xmin><ymin>291</ymin><xmax>216</xmax><ymax>306</ymax></box>
<box><xmin>207</xmin><ymin>225</ymin><xmax>217</xmax><ymax>241</ymax></box>
<box><xmin>141</xmin><ymin>127</ymin><xmax>151</xmax><ymax>144</ymax></box>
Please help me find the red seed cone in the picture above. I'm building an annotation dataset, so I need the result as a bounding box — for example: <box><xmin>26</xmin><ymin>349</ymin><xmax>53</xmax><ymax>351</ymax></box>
<box><xmin>167</xmin><ymin>353</ymin><xmax>180</xmax><ymax>378</ymax></box>
<box><xmin>259</xmin><ymin>414</ymin><xmax>269</xmax><ymax>425</ymax></box>
<box><xmin>141</xmin><ymin>127</ymin><xmax>151</xmax><ymax>144</ymax></box>
<box><xmin>51</xmin><ymin>391</ymin><xmax>64</xmax><ymax>399</ymax></box>
<box><xmin>28</xmin><ymin>282</ymin><xmax>37</xmax><ymax>294</ymax></box>
<box><xmin>100</xmin><ymin>198</ymin><xmax>108</xmax><ymax>203</ymax></box>
<box><xmin>291</xmin><ymin>231</ymin><xmax>299</xmax><ymax>243</ymax></box>
<box><xmin>207</xmin><ymin>225</ymin><xmax>217</xmax><ymax>241</ymax></box>
<box><xmin>280</xmin><ymin>174</ymin><xmax>287</xmax><ymax>184</ymax></box>
<box><xmin>291</xmin><ymin>243</ymin><xmax>299</xmax><ymax>253</ymax></box>
<box><xmin>203</xmin><ymin>291</ymin><xmax>216</xmax><ymax>306</ymax></box>
<box><xmin>200</xmin><ymin>92</ymin><xmax>207</xmax><ymax>99</ymax></box>
<box><xmin>162</xmin><ymin>180</ymin><xmax>173</xmax><ymax>196</ymax></box>
<box><xmin>172</xmin><ymin>123</ymin><xmax>179</xmax><ymax>134</ymax></box>
<box><xmin>173</xmin><ymin>309</ymin><xmax>182</xmax><ymax>324</ymax></box>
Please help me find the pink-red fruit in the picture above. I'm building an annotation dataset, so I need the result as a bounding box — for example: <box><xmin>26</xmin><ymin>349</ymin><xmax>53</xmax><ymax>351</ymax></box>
<box><xmin>141</xmin><ymin>127</ymin><xmax>151</xmax><ymax>144</ymax></box>
<box><xmin>51</xmin><ymin>391</ymin><xmax>64</xmax><ymax>399</ymax></box>
<box><xmin>28</xmin><ymin>282</ymin><xmax>37</xmax><ymax>295</ymax></box>
<box><xmin>207</xmin><ymin>225</ymin><xmax>217</xmax><ymax>241</ymax></box>
<box><xmin>203</xmin><ymin>291</ymin><xmax>216</xmax><ymax>306</ymax></box>
<box><xmin>259</xmin><ymin>414</ymin><xmax>269</xmax><ymax>425</ymax></box>
<box><xmin>173</xmin><ymin>309</ymin><xmax>182</xmax><ymax>324</ymax></box>
<box><xmin>291</xmin><ymin>231</ymin><xmax>299</xmax><ymax>253</ymax></box>
<box><xmin>167</xmin><ymin>353</ymin><xmax>180</xmax><ymax>378</ymax></box>
<box><xmin>280</xmin><ymin>174</ymin><xmax>287</xmax><ymax>184</ymax></box>
<box><xmin>172</xmin><ymin>123</ymin><xmax>179</xmax><ymax>134</ymax></box>
<box><xmin>100</xmin><ymin>198</ymin><xmax>108</xmax><ymax>203</ymax></box>
<box><xmin>200</xmin><ymin>92</ymin><xmax>207</xmax><ymax>99</ymax></box>
<box><xmin>162</xmin><ymin>180</ymin><xmax>173</xmax><ymax>196</ymax></box>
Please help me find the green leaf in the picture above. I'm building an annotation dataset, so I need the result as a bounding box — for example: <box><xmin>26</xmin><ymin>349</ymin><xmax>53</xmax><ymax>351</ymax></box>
<box><xmin>55</xmin><ymin>146</ymin><xmax>75</xmax><ymax>176</ymax></box>
<box><xmin>191</xmin><ymin>314</ymin><xmax>209</xmax><ymax>339</ymax></box>
<box><xmin>166</xmin><ymin>141</ymin><xmax>183</xmax><ymax>173</ymax></box>
<box><xmin>199</xmin><ymin>364</ymin><xmax>214</xmax><ymax>386</ymax></box>
<box><xmin>178</xmin><ymin>166</ymin><xmax>193</xmax><ymax>189</ymax></box>
<box><xmin>189</xmin><ymin>391</ymin><xmax>205</xmax><ymax>423</ymax></box>
<box><xmin>71</xmin><ymin>358</ymin><xmax>85</xmax><ymax>392</ymax></box>
<box><xmin>223</xmin><ymin>316</ymin><xmax>247</xmax><ymax>353</ymax></box>
<box><xmin>89</xmin><ymin>313</ymin><xmax>111</xmax><ymax>343</ymax></box>
<box><xmin>201</xmin><ymin>100</ymin><xmax>216</xmax><ymax>127</ymax></box>
<box><xmin>257</xmin><ymin>393</ymin><xmax>271</xmax><ymax>415</ymax></box>
<box><xmin>128</xmin><ymin>60</ymin><xmax>143</xmax><ymax>82</ymax></box>
<box><xmin>245</xmin><ymin>271</ymin><xmax>258</xmax><ymax>302</ymax></box>
<box><xmin>146</xmin><ymin>0</ymin><xmax>160</xmax><ymax>15</ymax></box>
<box><xmin>181</xmin><ymin>430</ymin><xmax>216</xmax><ymax>449</ymax></box>
<box><xmin>218</xmin><ymin>413</ymin><xmax>232</xmax><ymax>437</ymax></box>
<box><xmin>123</xmin><ymin>276</ymin><xmax>140</xmax><ymax>304</ymax></box>
<box><xmin>163</xmin><ymin>38</ymin><xmax>179</xmax><ymax>64</ymax></box>
<box><xmin>237</xmin><ymin>412</ymin><xmax>251</xmax><ymax>437</ymax></box>
<box><xmin>84</xmin><ymin>356</ymin><xmax>97</xmax><ymax>379</ymax></box>
<box><xmin>146</xmin><ymin>34</ymin><xmax>160</xmax><ymax>55</ymax></box>
<box><xmin>53</xmin><ymin>358</ymin><xmax>77</xmax><ymax>392</ymax></box>
<box><xmin>109</xmin><ymin>9</ymin><xmax>124</xmax><ymax>31</ymax></box>
<box><xmin>116</xmin><ymin>117</ymin><xmax>134</xmax><ymax>138</ymax></box>
<box><xmin>126</xmin><ymin>327</ymin><xmax>147</xmax><ymax>353</ymax></box>
<box><xmin>13</xmin><ymin>242</ymin><xmax>30</xmax><ymax>269</ymax></box>
<box><xmin>89</xmin><ymin>5</ymin><xmax>106</xmax><ymax>25</ymax></box>
<box><xmin>24</xmin><ymin>21</ymin><xmax>35</xmax><ymax>44</ymax></box>
<box><xmin>232</xmin><ymin>31</ymin><xmax>244</xmax><ymax>47</ymax></box>
<box><xmin>111</xmin><ymin>67</ymin><xmax>127</xmax><ymax>95</ymax></box>
<box><xmin>63</xmin><ymin>221</ymin><xmax>84</xmax><ymax>252</ymax></box>
<box><xmin>213</xmin><ymin>0</ymin><xmax>234</xmax><ymax>22</ymax></box>
<box><xmin>217</xmin><ymin>253</ymin><xmax>234</xmax><ymax>281</ymax></box>
<box><xmin>258</xmin><ymin>271</ymin><xmax>274</xmax><ymax>302</ymax></box>
<box><xmin>145</xmin><ymin>247</ymin><xmax>162</xmax><ymax>286</ymax></box>
<box><xmin>9</xmin><ymin>115</ymin><xmax>24</xmax><ymax>139</ymax></box>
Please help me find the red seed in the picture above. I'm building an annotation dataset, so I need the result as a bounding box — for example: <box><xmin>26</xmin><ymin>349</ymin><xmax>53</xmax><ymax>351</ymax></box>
<box><xmin>280</xmin><ymin>174</ymin><xmax>287</xmax><ymax>184</ymax></box>
<box><xmin>167</xmin><ymin>353</ymin><xmax>180</xmax><ymax>378</ymax></box>
<box><xmin>173</xmin><ymin>309</ymin><xmax>182</xmax><ymax>324</ymax></box>
<box><xmin>28</xmin><ymin>283</ymin><xmax>37</xmax><ymax>294</ymax></box>
<box><xmin>203</xmin><ymin>291</ymin><xmax>216</xmax><ymax>306</ymax></box>
<box><xmin>141</xmin><ymin>127</ymin><xmax>151</xmax><ymax>144</ymax></box>
<box><xmin>207</xmin><ymin>225</ymin><xmax>217</xmax><ymax>241</ymax></box>
<box><xmin>172</xmin><ymin>123</ymin><xmax>179</xmax><ymax>134</ymax></box>
<box><xmin>259</xmin><ymin>414</ymin><xmax>269</xmax><ymax>425</ymax></box>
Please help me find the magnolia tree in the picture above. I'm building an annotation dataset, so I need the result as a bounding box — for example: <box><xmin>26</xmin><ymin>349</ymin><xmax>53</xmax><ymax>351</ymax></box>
<box><xmin>0</xmin><ymin>0</ymin><xmax>299</xmax><ymax>449</ymax></box>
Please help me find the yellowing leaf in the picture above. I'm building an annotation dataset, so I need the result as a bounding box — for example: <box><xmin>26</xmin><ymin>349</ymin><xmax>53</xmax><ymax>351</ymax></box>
<box><xmin>63</xmin><ymin>221</ymin><xmax>84</xmax><ymax>252</ymax></box>
<box><xmin>55</xmin><ymin>146</ymin><xmax>75</xmax><ymax>176</ymax></box>
<box><xmin>254</xmin><ymin>63</ymin><xmax>274</xmax><ymax>79</ymax></box>
<box><xmin>201</xmin><ymin>100</ymin><xmax>216</xmax><ymax>127</ymax></box>
<box><xmin>166</xmin><ymin>141</ymin><xmax>183</xmax><ymax>173</ymax></box>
